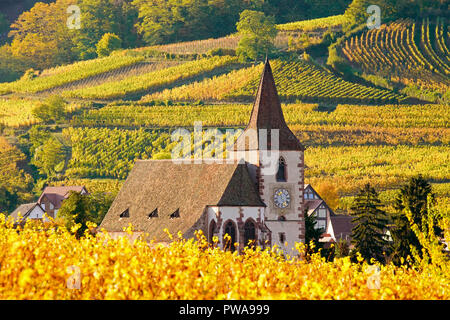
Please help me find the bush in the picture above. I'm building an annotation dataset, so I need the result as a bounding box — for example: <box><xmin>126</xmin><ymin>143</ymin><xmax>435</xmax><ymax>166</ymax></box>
<box><xmin>32</xmin><ymin>96</ymin><xmax>66</xmax><ymax>123</ymax></box>
<box><xmin>207</xmin><ymin>48</ymin><xmax>236</xmax><ymax>57</ymax></box>
<box><xmin>96</xmin><ymin>33</ymin><xmax>122</xmax><ymax>57</ymax></box>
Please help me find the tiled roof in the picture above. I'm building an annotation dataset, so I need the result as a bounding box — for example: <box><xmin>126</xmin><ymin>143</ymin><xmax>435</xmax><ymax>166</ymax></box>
<box><xmin>100</xmin><ymin>160</ymin><xmax>265</xmax><ymax>242</ymax></box>
<box><xmin>233</xmin><ymin>58</ymin><xmax>304</xmax><ymax>152</ymax></box>
<box><xmin>330</xmin><ymin>215</ymin><xmax>354</xmax><ymax>241</ymax></box>
<box><xmin>9</xmin><ymin>203</ymin><xmax>44</xmax><ymax>221</ymax></box>
<box><xmin>38</xmin><ymin>186</ymin><xmax>86</xmax><ymax>209</ymax></box>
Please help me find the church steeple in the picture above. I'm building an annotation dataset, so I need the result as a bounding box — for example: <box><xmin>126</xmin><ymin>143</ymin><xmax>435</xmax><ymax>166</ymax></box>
<box><xmin>233</xmin><ymin>58</ymin><xmax>304</xmax><ymax>151</ymax></box>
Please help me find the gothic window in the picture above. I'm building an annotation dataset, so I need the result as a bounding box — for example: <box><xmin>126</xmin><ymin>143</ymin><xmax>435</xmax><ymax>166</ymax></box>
<box><xmin>276</xmin><ymin>157</ymin><xmax>287</xmax><ymax>182</ymax></box>
<box><xmin>224</xmin><ymin>221</ymin><xmax>237</xmax><ymax>252</ymax></box>
<box><xmin>119</xmin><ymin>208</ymin><xmax>129</xmax><ymax>218</ymax></box>
<box><xmin>209</xmin><ymin>220</ymin><xmax>217</xmax><ymax>244</ymax></box>
<box><xmin>170</xmin><ymin>208</ymin><xmax>180</xmax><ymax>219</ymax></box>
<box><xmin>149</xmin><ymin>208</ymin><xmax>158</xmax><ymax>218</ymax></box>
<box><xmin>244</xmin><ymin>220</ymin><xmax>256</xmax><ymax>248</ymax></box>
<box><xmin>279</xmin><ymin>232</ymin><xmax>286</xmax><ymax>244</ymax></box>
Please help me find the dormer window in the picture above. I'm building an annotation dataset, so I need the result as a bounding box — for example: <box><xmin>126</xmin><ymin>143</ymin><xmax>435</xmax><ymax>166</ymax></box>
<box><xmin>276</xmin><ymin>157</ymin><xmax>287</xmax><ymax>182</ymax></box>
<box><xmin>119</xmin><ymin>208</ymin><xmax>129</xmax><ymax>218</ymax></box>
<box><xmin>149</xmin><ymin>209</ymin><xmax>158</xmax><ymax>218</ymax></box>
<box><xmin>170</xmin><ymin>208</ymin><xmax>180</xmax><ymax>219</ymax></box>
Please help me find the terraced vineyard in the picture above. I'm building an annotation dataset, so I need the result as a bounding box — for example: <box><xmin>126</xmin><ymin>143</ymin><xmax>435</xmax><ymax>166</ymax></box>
<box><xmin>0</xmin><ymin>98</ymin><xmax>40</xmax><ymax>127</ymax></box>
<box><xmin>72</xmin><ymin>103</ymin><xmax>449</xmax><ymax>131</ymax></box>
<box><xmin>232</xmin><ymin>59</ymin><xmax>410</xmax><ymax>104</ymax></box>
<box><xmin>144</xmin><ymin>15</ymin><xmax>348</xmax><ymax>55</ymax></box>
<box><xmin>143</xmin><ymin>60</ymin><xmax>407</xmax><ymax>104</ymax></box>
<box><xmin>145</xmin><ymin>64</ymin><xmax>264</xmax><ymax>102</ymax></box>
<box><xmin>277</xmin><ymin>14</ymin><xmax>347</xmax><ymax>32</ymax></box>
<box><xmin>63</xmin><ymin>56</ymin><xmax>240</xmax><ymax>100</ymax></box>
<box><xmin>0</xmin><ymin>54</ymin><xmax>145</xmax><ymax>94</ymax></box>
<box><xmin>42</xmin><ymin>60</ymin><xmax>182</xmax><ymax>95</ymax></box>
<box><xmin>149</xmin><ymin>59</ymin><xmax>410</xmax><ymax>104</ymax></box>
<box><xmin>341</xmin><ymin>18</ymin><xmax>449</xmax><ymax>89</ymax></box>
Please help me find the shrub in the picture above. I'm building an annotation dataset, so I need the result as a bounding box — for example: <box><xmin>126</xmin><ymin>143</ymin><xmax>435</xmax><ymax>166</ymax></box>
<box><xmin>96</xmin><ymin>33</ymin><xmax>122</xmax><ymax>57</ymax></box>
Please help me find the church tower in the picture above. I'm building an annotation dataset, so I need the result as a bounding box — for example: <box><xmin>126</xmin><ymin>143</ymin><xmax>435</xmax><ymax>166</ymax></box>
<box><xmin>230</xmin><ymin>58</ymin><xmax>306</xmax><ymax>254</ymax></box>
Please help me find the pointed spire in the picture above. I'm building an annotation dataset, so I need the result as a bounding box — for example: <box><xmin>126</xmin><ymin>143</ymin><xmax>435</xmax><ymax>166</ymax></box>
<box><xmin>233</xmin><ymin>58</ymin><xmax>304</xmax><ymax>151</ymax></box>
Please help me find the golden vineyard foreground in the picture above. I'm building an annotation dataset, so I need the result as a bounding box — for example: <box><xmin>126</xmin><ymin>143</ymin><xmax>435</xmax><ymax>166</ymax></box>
<box><xmin>0</xmin><ymin>216</ymin><xmax>448</xmax><ymax>300</ymax></box>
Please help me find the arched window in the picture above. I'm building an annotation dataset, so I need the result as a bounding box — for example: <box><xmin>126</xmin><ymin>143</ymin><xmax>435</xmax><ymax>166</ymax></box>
<box><xmin>224</xmin><ymin>221</ymin><xmax>237</xmax><ymax>252</ymax></box>
<box><xmin>244</xmin><ymin>220</ymin><xmax>257</xmax><ymax>248</ymax></box>
<box><xmin>276</xmin><ymin>157</ymin><xmax>287</xmax><ymax>182</ymax></box>
<box><xmin>209</xmin><ymin>220</ymin><xmax>217</xmax><ymax>244</ymax></box>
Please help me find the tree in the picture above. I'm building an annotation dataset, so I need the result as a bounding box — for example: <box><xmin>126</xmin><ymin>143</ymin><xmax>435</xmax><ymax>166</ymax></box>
<box><xmin>8</xmin><ymin>0</ymin><xmax>76</xmax><ymax>69</ymax></box>
<box><xmin>236</xmin><ymin>10</ymin><xmax>278</xmax><ymax>62</ymax></box>
<box><xmin>304</xmin><ymin>208</ymin><xmax>325</xmax><ymax>256</ymax></box>
<box><xmin>28</xmin><ymin>125</ymin><xmax>51</xmax><ymax>156</ymax></box>
<box><xmin>72</xmin><ymin>0</ymin><xmax>124</xmax><ymax>59</ymax></box>
<box><xmin>96</xmin><ymin>33</ymin><xmax>122</xmax><ymax>57</ymax></box>
<box><xmin>316</xmin><ymin>182</ymin><xmax>340</xmax><ymax>211</ymax></box>
<box><xmin>0</xmin><ymin>12</ymin><xmax>9</xmax><ymax>45</ymax></box>
<box><xmin>59</xmin><ymin>191</ymin><xmax>114</xmax><ymax>238</ymax></box>
<box><xmin>32</xmin><ymin>137</ymin><xmax>66</xmax><ymax>177</ymax></box>
<box><xmin>390</xmin><ymin>175</ymin><xmax>441</xmax><ymax>265</ymax></box>
<box><xmin>350</xmin><ymin>183</ymin><xmax>389</xmax><ymax>263</ymax></box>
<box><xmin>32</xmin><ymin>96</ymin><xmax>66</xmax><ymax>123</ymax></box>
<box><xmin>0</xmin><ymin>186</ymin><xmax>19</xmax><ymax>214</ymax></box>
<box><xmin>132</xmin><ymin>0</ymin><xmax>264</xmax><ymax>46</ymax></box>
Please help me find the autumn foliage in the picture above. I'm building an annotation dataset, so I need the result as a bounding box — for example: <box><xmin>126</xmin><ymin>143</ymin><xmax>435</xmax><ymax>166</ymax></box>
<box><xmin>0</xmin><ymin>215</ymin><xmax>448</xmax><ymax>300</ymax></box>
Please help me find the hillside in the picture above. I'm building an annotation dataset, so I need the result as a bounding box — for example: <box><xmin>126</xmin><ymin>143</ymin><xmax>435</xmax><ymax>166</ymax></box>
<box><xmin>338</xmin><ymin>17</ymin><xmax>449</xmax><ymax>103</ymax></box>
<box><xmin>0</xmin><ymin>11</ymin><xmax>448</xmax><ymax>218</ymax></box>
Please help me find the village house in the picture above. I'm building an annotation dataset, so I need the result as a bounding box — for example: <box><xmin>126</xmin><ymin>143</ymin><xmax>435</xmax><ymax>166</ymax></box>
<box><xmin>10</xmin><ymin>185</ymin><xmax>88</xmax><ymax>224</ymax></box>
<box><xmin>100</xmin><ymin>58</ymin><xmax>352</xmax><ymax>254</ymax></box>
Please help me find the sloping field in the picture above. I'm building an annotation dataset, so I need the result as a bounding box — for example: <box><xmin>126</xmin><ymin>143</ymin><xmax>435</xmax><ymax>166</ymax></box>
<box><xmin>145</xmin><ymin>59</ymin><xmax>410</xmax><ymax>104</ymax></box>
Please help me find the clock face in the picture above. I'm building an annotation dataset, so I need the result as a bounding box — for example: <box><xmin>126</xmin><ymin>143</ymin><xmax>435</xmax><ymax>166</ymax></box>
<box><xmin>273</xmin><ymin>188</ymin><xmax>290</xmax><ymax>209</ymax></box>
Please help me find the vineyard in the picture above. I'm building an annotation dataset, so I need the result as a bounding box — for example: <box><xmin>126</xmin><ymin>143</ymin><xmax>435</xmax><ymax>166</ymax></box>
<box><xmin>277</xmin><ymin>14</ymin><xmax>347</xmax><ymax>32</ymax></box>
<box><xmin>0</xmin><ymin>54</ymin><xmax>145</xmax><ymax>94</ymax></box>
<box><xmin>230</xmin><ymin>59</ymin><xmax>410</xmax><ymax>104</ymax></box>
<box><xmin>72</xmin><ymin>103</ymin><xmax>449</xmax><ymax>131</ymax></box>
<box><xmin>143</xmin><ymin>15</ymin><xmax>348</xmax><ymax>56</ymax></box>
<box><xmin>0</xmin><ymin>218</ymin><xmax>448</xmax><ymax>299</ymax></box>
<box><xmin>0</xmin><ymin>98</ymin><xmax>40</xmax><ymax>127</ymax></box>
<box><xmin>341</xmin><ymin>18</ymin><xmax>449</xmax><ymax>92</ymax></box>
<box><xmin>63</xmin><ymin>56</ymin><xmax>240</xmax><ymax>100</ymax></box>
<box><xmin>41</xmin><ymin>60</ymin><xmax>183</xmax><ymax>95</ymax></box>
<box><xmin>145</xmin><ymin>59</ymin><xmax>410</xmax><ymax>104</ymax></box>
<box><xmin>0</xmin><ymin>137</ymin><xmax>33</xmax><ymax>201</ymax></box>
<box><xmin>61</xmin><ymin>101</ymin><xmax>450</xmax><ymax>201</ymax></box>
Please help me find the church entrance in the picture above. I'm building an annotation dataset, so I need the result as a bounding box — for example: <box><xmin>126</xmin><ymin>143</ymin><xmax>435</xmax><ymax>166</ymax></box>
<box><xmin>244</xmin><ymin>220</ymin><xmax>257</xmax><ymax>248</ymax></box>
<box><xmin>224</xmin><ymin>221</ymin><xmax>237</xmax><ymax>252</ymax></box>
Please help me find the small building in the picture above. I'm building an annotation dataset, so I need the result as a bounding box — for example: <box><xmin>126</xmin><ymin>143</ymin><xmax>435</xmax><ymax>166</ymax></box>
<box><xmin>37</xmin><ymin>186</ymin><xmax>88</xmax><ymax>218</ymax></box>
<box><xmin>304</xmin><ymin>184</ymin><xmax>334</xmax><ymax>232</ymax></box>
<box><xmin>9</xmin><ymin>203</ymin><xmax>46</xmax><ymax>224</ymax></box>
<box><xmin>327</xmin><ymin>215</ymin><xmax>354</xmax><ymax>243</ymax></box>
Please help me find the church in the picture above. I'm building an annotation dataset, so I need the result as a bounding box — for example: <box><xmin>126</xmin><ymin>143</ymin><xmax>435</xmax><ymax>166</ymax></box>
<box><xmin>100</xmin><ymin>58</ymin><xmax>341</xmax><ymax>255</ymax></box>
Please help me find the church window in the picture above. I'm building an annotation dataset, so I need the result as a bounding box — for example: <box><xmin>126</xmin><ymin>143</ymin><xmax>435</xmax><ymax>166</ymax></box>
<box><xmin>209</xmin><ymin>220</ymin><xmax>217</xmax><ymax>244</ymax></box>
<box><xmin>244</xmin><ymin>220</ymin><xmax>256</xmax><ymax>248</ymax></box>
<box><xmin>279</xmin><ymin>232</ymin><xmax>286</xmax><ymax>244</ymax></box>
<box><xmin>276</xmin><ymin>157</ymin><xmax>287</xmax><ymax>182</ymax></box>
<box><xmin>149</xmin><ymin>208</ymin><xmax>158</xmax><ymax>218</ymax></box>
<box><xmin>278</xmin><ymin>215</ymin><xmax>286</xmax><ymax>221</ymax></box>
<box><xmin>170</xmin><ymin>208</ymin><xmax>180</xmax><ymax>219</ymax></box>
<box><xmin>224</xmin><ymin>221</ymin><xmax>237</xmax><ymax>252</ymax></box>
<box><xmin>119</xmin><ymin>208</ymin><xmax>129</xmax><ymax>218</ymax></box>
